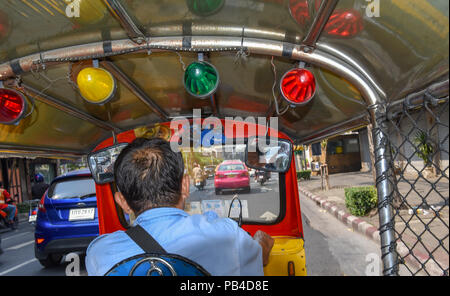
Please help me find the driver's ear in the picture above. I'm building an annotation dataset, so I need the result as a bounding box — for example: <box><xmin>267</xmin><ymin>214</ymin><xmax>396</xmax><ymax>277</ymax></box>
<box><xmin>181</xmin><ymin>174</ymin><xmax>190</xmax><ymax>202</ymax></box>
<box><xmin>114</xmin><ymin>191</ymin><xmax>133</xmax><ymax>215</ymax></box>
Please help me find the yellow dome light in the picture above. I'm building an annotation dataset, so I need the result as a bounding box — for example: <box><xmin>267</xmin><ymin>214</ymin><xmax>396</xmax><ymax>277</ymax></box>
<box><xmin>77</xmin><ymin>66</ymin><xmax>116</xmax><ymax>104</ymax></box>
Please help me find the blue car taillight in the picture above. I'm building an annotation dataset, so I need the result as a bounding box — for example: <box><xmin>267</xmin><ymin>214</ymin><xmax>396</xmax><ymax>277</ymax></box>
<box><xmin>38</xmin><ymin>195</ymin><xmax>46</xmax><ymax>213</ymax></box>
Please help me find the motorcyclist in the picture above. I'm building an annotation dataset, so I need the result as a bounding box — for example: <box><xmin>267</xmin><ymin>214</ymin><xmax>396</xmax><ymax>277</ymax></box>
<box><xmin>31</xmin><ymin>173</ymin><xmax>49</xmax><ymax>200</ymax></box>
<box><xmin>0</xmin><ymin>181</ymin><xmax>16</xmax><ymax>228</ymax></box>
<box><xmin>192</xmin><ymin>163</ymin><xmax>205</xmax><ymax>188</ymax></box>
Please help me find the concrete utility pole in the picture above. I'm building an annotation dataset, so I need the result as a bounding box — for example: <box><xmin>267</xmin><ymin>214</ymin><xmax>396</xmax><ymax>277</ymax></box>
<box><xmin>320</xmin><ymin>140</ymin><xmax>330</xmax><ymax>191</ymax></box>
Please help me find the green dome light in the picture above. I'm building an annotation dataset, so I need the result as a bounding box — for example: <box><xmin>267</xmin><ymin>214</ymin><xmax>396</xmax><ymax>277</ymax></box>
<box><xmin>183</xmin><ymin>61</ymin><xmax>219</xmax><ymax>98</ymax></box>
<box><xmin>186</xmin><ymin>0</ymin><xmax>225</xmax><ymax>17</ymax></box>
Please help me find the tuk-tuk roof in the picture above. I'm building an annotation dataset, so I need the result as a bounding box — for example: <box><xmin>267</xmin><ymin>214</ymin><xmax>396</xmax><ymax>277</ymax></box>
<box><xmin>0</xmin><ymin>0</ymin><xmax>448</xmax><ymax>158</ymax></box>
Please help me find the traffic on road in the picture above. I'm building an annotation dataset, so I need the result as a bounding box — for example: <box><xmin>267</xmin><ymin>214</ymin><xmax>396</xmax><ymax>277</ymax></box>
<box><xmin>0</xmin><ymin>185</ymin><xmax>382</xmax><ymax>276</ymax></box>
<box><xmin>0</xmin><ymin>0</ymin><xmax>447</xmax><ymax>278</ymax></box>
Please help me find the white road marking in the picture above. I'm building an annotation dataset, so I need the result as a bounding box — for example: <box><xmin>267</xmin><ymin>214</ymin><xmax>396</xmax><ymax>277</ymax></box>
<box><xmin>5</xmin><ymin>240</ymin><xmax>34</xmax><ymax>251</ymax></box>
<box><xmin>2</xmin><ymin>231</ymin><xmax>32</xmax><ymax>241</ymax></box>
<box><xmin>0</xmin><ymin>258</ymin><xmax>38</xmax><ymax>276</ymax></box>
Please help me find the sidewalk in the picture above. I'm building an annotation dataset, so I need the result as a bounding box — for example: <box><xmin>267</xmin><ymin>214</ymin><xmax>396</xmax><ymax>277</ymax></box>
<box><xmin>298</xmin><ymin>171</ymin><xmax>449</xmax><ymax>276</ymax></box>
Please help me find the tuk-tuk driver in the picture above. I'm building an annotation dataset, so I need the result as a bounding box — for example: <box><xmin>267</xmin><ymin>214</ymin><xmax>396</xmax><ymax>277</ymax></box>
<box><xmin>85</xmin><ymin>137</ymin><xmax>274</xmax><ymax>276</ymax></box>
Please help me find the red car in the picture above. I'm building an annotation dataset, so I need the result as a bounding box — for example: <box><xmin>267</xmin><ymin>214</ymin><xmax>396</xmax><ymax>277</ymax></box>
<box><xmin>214</xmin><ymin>160</ymin><xmax>250</xmax><ymax>195</ymax></box>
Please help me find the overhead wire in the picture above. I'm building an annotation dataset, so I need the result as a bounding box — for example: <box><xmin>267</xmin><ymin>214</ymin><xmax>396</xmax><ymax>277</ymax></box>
<box><xmin>271</xmin><ymin>56</ymin><xmax>290</xmax><ymax>116</ymax></box>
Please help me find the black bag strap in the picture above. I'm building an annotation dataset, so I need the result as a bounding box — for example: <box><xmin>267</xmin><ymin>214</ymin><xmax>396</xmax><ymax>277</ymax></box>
<box><xmin>125</xmin><ymin>225</ymin><xmax>167</xmax><ymax>255</ymax></box>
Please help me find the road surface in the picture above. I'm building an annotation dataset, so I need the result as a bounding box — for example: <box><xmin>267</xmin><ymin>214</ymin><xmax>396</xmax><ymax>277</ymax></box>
<box><xmin>299</xmin><ymin>191</ymin><xmax>382</xmax><ymax>276</ymax></box>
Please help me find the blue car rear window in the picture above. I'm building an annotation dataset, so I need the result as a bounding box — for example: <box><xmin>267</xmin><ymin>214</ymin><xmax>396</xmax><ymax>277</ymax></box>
<box><xmin>218</xmin><ymin>164</ymin><xmax>245</xmax><ymax>171</ymax></box>
<box><xmin>48</xmin><ymin>178</ymin><xmax>96</xmax><ymax>200</ymax></box>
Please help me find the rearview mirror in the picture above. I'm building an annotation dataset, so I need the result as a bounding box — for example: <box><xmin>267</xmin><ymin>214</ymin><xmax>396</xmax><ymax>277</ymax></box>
<box><xmin>245</xmin><ymin>137</ymin><xmax>292</xmax><ymax>173</ymax></box>
<box><xmin>88</xmin><ymin>143</ymin><xmax>128</xmax><ymax>184</ymax></box>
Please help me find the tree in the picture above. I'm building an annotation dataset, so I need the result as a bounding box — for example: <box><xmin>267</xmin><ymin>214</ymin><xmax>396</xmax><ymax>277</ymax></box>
<box><xmin>413</xmin><ymin>131</ymin><xmax>434</xmax><ymax>168</ymax></box>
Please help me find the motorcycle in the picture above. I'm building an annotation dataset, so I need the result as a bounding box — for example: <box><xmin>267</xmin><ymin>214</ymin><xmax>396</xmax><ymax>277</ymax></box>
<box><xmin>28</xmin><ymin>200</ymin><xmax>40</xmax><ymax>225</ymax></box>
<box><xmin>0</xmin><ymin>197</ymin><xmax>19</xmax><ymax>230</ymax></box>
<box><xmin>256</xmin><ymin>171</ymin><xmax>269</xmax><ymax>186</ymax></box>
<box><xmin>194</xmin><ymin>177</ymin><xmax>206</xmax><ymax>191</ymax></box>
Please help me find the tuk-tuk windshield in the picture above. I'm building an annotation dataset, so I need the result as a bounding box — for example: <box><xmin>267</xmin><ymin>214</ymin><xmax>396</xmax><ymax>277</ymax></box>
<box><xmin>182</xmin><ymin>143</ymin><xmax>281</xmax><ymax>224</ymax></box>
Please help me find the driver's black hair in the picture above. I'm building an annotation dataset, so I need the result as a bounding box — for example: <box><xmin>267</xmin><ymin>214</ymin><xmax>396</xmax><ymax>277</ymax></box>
<box><xmin>114</xmin><ymin>137</ymin><xmax>185</xmax><ymax>215</ymax></box>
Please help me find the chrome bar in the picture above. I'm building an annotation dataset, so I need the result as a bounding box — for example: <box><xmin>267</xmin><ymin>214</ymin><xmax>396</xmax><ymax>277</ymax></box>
<box><xmin>103</xmin><ymin>0</ymin><xmax>146</xmax><ymax>44</ymax></box>
<box><xmin>21</xmin><ymin>84</ymin><xmax>122</xmax><ymax>133</ymax></box>
<box><xmin>0</xmin><ymin>144</ymin><xmax>85</xmax><ymax>159</ymax></box>
<box><xmin>0</xmin><ymin>35</ymin><xmax>382</xmax><ymax>108</ymax></box>
<box><xmin>371</xmin><ymin>103</ymin><xmax>399</xmax><ymax>276</ymax></box>
<box><xmin>299</xmin><ymin>113</ymin><xmax>369</xmax><ymax>145</ymax></box>
<box><xmin>390</xmin><ymin>79</ymin><xmax>449</xmax><ymax>108</ymax></box>
<box><xmin>210</xmin><ymin>94</ymin><xmax>220</xmax><ymax>117</ymax></box>
<box><xmin>316</xmin><ymin>42</ymin><xmax>386</xmax><ymax>99</ymax></box>
<box><xmin>100</xmin><ymin>60</ymin><xmax>170</xmax><ymax>121</ymax></box>
<box><xmin>301</xmin><ymin>0</ymin><xmax>339</xmax><ymax>49</ymax></box>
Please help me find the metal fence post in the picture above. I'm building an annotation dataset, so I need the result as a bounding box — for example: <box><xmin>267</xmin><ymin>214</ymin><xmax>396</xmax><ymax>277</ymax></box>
<box><xmin>370</xmin><ymin>104</ymin><xmax>399</xmax><ymax>276</ymax></box>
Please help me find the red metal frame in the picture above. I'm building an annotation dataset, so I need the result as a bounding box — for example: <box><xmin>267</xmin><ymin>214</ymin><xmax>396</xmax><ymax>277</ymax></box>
<box><xmin>92</xmin><ymin>119</ymin><xmax>303</xmax><ymax>238</ymax></box>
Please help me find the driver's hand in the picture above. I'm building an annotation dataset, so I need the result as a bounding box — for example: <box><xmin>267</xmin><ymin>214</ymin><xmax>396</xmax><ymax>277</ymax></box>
<box><xmin>253</xmin><ymin>230</ymin><xmax>274</xmax><ymax>267</ymax></box>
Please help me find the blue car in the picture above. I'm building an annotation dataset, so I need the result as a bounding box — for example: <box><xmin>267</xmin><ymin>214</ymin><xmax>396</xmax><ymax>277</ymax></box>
<box><xmin>35</xmin><ymin>169</ymin><xmax>99</xmax><ymax>267</ymax></box>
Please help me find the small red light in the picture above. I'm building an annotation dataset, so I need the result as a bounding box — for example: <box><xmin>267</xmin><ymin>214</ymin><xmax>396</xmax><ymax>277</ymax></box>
<box><xmin>38</xmin><ymin>194</ymin><xmax>46</xmax><ymax>213</ymax></box>
<box><xmin>0</xmin><ymin>88</ymin><xmax>27</xmax><ymax>124</ymax></box>
<box><xmin>324</xmin><ymin>9</ymin><xmax>364</xmax><ymax>38</ymax></box>
<box><xmin>280</xmin><ymin>68</ymin><xmax>316</xmax><ymax>106</ymax></box>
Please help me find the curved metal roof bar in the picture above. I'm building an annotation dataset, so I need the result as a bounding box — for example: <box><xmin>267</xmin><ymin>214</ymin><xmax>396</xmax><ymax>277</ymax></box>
<box><xmin>0</xmin><ymin>36</ymin><xmax>382</xmax><ymax>108</ymax></box>
<box><xmin>19</xmin><ymin>84</ymin><xmax>122</xmax><ymax>133</ymax></box>
<box><xmin>100</xmin><ymin>60</ymin><xmax>170</xmax><ymax>121</ymax></box>
<box><xmin>103</xmin><ymin>0</ymin><xmax>146</xmax><ymax>44</ymax></box>
<box><xmin>299</xmin><ymin>113</ymin><xmax>369</xmax><ymax>145</ymax></box>
<box><xmin>301</xmin><ymin>0</ymin><xmax>339</xmax><ymax>50</ymax></box>
<box><xmin>0</xmin><ymin>144</ymin><xmax>86</xmax><ymax>159</ymax></box>
<box><xmin>316</xmin><ymin>42</ymin><xmax>386</xmax><ymax>100</ymax></box>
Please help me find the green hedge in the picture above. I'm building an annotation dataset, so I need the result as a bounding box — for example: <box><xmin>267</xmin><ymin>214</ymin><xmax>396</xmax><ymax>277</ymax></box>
<box><xmin>297</xmin><ymin>170</ymin><xmax>312</xmax><ymax>180</ymax></box>
<box><xmin>345</xmin><ymin>186</ymin><xmax>378</xmax><ymax>216</ymax></box>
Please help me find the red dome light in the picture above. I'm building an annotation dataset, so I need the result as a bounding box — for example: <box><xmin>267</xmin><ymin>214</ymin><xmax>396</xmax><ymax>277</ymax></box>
<box><xmin>280</xmin><ymin>68</ymin><xmax>316</xmax><ymax>106</ymax></box>
<box><xmin>324</xmin><ymin>9</ymin><xmax>364</xmax><ymax>38</ymax></box>
<box><xmin>0</xmin><ymin>88</ymin><xmax>27</xmax><ymax>125</ymax></box>
<box><xmin>289</xmin><ymin>0</ymin><xmax>321</xmax><ymax>26</ymax></box>
<box><xmin>289</xmin><ymin>1</ymin><xmax>364</xmax><ymax>39</ymax></box>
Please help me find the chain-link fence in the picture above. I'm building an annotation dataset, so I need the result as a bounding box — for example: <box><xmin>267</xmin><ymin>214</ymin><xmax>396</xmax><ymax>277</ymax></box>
<box><xmin>373</xmin><ymin>85</ymin><xmax>449</xmax><ymax>276</ymax></box>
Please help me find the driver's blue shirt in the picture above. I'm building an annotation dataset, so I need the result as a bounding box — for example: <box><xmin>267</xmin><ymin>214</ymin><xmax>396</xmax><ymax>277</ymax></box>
<box><xmin>85</xmin><ymin>207</ymin><xmax>264</xmax><ymax>276</ymax></box>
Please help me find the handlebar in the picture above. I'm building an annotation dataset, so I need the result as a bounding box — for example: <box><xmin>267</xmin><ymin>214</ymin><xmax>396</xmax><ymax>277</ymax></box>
<box><xmin>227</xmin><ymin>194</ymin><xmax>243</xmax><ymax>228</ymax></box>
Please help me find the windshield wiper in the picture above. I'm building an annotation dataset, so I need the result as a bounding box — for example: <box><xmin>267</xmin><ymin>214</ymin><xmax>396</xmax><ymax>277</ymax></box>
<box><xmin>78</xmin><ymin>193</ymin><xmax>96</xmax><ymax>200</ymax></box>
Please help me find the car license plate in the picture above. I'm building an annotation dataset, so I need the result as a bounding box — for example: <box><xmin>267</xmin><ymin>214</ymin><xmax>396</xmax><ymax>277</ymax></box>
<box><xmin>196</xmin><ymin>181</ymin><xmax>201</xmax><ymax>186</ymax></box>
<box><xmin>69</xmin><ymin>208</ymin><xmax>95</xmax><ymax>221</ymax></box>
<box><xmin>28</xmin><ymin>215</ymin><xmax>37</xmax><ymax>222</ymax></box>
